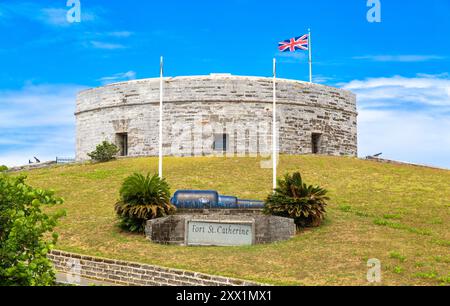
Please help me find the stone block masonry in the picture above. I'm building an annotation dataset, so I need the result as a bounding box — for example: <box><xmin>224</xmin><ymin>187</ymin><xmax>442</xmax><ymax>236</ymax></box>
<box><xmin>145</xmin><ymin>210</ymin><xmax>296</xmax><ymax>246</ymax></box>
<box><xmin>75</xmin><ymin>75</ymin><xmax>357</xmax><ymax>160</ymax></box>
<box><xmin>49</xmin><ymin>250</ymin><xmax>263</xmax><ymax>286</ymax></box>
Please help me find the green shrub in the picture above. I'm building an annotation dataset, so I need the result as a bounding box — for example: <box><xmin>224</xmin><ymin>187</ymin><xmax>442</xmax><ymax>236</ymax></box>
<box><xmin>0</xmin><ymin>175</ymin><xmax>65</xmax><ymax>286</ymax></box>
<box><xmin>264</xmin><ymin>172</ymin><xmax>329</xmax><ymax>228</ymax></box>
<box><xmin>87</xmin><ymin>141</ymin><xmax>120</xmax><ymax>162</ymax></box>
<box><xmin>389</xmin><ymin>251</ymin><xmax>406</xmax><ymax>262</ymax></box>
<box><xmin>0</xmin><ymin>165</ymin><xmax>8</xmax><ymax>172</ymax></box>
<box><xmin>115</xmin><ymin>173</ymin><xmax>175</xmax><ymax>233</ymax></box>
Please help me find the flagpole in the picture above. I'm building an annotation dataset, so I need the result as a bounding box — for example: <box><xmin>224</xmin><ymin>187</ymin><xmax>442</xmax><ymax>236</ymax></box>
<box><xmin>159</xmin><ymin>56</ymin><xmax>164</xmax><ymax>178</ymax></box>
<box><xmin>308</xmin><ymin>28</ymin><xmax>313</xmax><ymax>83</ymax></box>
<box><xmin>272</xmin><ymin>58</ymin><xmax>277</xmax><ymax>191</ymax></box>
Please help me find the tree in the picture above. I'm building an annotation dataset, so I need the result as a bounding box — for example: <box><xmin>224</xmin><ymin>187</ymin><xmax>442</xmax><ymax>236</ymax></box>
<box><xmin>0</xmin><ymin>175</ymin><xmax>65</xmax><ymax>286</ymax></box>
<box><xmin>87</xmin><ymin>141</ymin><xmax>120</xmax><ymax>162</ymax></box>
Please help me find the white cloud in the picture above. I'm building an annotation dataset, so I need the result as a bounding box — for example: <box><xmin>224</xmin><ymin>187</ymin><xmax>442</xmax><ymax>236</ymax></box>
<box><xmin>354</xmin><ymin>55</ymin><xmax>446</xmax><ymax>62</ymax></box>
<box><xmin>0</xmin><ymin>2</ymin><xmax>97</xmax><ymax>27</ymax></box>
<box><xmin>0</xmin><ymin>84</ymin><xmax>85</xmax><ymax>128</ymax></box>
<box><xmin>90</xmin><ymin>41</ymin><xmax>126</xmax><ymax>50</ymax></box>
<box><xmin>0</xmin><ymin>84</ymin><xmax>85</xmax><ymax>167</ymax></box>
<box><xmin>343</xmin><ymin>75</ymin><xmax>450</xmax><ymax>108</ymax></box>
<box><xmin>341</xmin><ymin>74</ymin><xmax>450</xmax><ymax>169</ymax></box>
<box><xmin>313</xmin><ymin>75</ymin><xmax>334</xmax><ymax>84</ymax></box>
<box><xmin>358</xmin><ymin>109</ymin><xmax>450</xmax><ymax>169</ymax></box>
<box><xmin>0</xmin><ymin>3</ymin><xmax>134</xmax><ymax>51</ymax></box>
<box><xmin>0</xmin><ymin>127</ymin><xmax>76</xmax><ymax>167</ymax></box>
<box><xmin>98</xmin><ymin>71</ymin><xmax>137</xmax><ymax>85</ymax></box>
<box><xmin>276</xmin><ymin>52</ymin><xmax>308</xmax><ymax>63</ymax></box>
<box><xmin>39</xmin><ymin>8</ymin><xmax>70</xmax><ymax>26</ymax></box>
<box><xmin>107</xmin><ymin>31</ymin><xmax>134</xmax><ymax>38</ymax></box>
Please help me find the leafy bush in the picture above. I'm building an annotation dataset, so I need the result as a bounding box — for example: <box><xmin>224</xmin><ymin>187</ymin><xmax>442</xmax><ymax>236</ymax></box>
<box><xmin>0</xmin><ymin>165</ymin><xmax>8</xmax><ymax>172</ymax></box>
<box><xmin>115</xmin><ymin>173</ymin><xmax>175</xmax><ymax>232</ymax></box>
<box><xmin>264</xmin><ymin>172</ymin><xmax>329</xmax><ymax>228</ymax></box>
<box><xmin>0</xmin><ymin>175</ymin><xmax>65</xmax><ymax>286</ymax></box>
<box><xmin>87</xmin><ymin>141</ymin><xmax>120</xmax><ymax>162</ymax></box>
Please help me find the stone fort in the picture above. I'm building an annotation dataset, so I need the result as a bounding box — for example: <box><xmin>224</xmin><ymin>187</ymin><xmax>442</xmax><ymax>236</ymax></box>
<box><xmin>75</xmin><ymin>74</ymin><xmax>357</xmax><ymax>160</ymax></box>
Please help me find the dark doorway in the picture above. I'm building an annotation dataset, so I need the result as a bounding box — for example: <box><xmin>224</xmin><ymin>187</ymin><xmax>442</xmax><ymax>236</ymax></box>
<box><xmin>116</xmin><ymin>133</ymin><xmax>128</xmax><ymax>156</ymax></box>
<box><xmin>213</xmin><ymin>133</ymin><xmax>228</xmax><ymax>152</ymax></box>
<box><xmin>312</xmin><ymin>133</ymin><xmax>322</xmax><ymax>154</ymax></box>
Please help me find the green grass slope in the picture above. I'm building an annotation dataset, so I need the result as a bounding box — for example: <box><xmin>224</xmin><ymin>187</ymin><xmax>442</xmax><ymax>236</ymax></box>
<box><xmin>21</xmin><ymin>155</ymin><xmax>449</xmax><ymax>286</ymax></box>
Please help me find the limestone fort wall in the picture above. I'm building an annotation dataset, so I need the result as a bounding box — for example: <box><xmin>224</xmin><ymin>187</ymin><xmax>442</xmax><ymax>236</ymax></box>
<box><xmin>75</xmin><ymin>75</ymin><xmax>357</xmax><ymax>160</ymax></box>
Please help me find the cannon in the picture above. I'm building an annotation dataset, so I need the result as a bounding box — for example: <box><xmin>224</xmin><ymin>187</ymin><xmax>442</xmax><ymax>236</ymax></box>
<box><xmin>171</xmin><ymin>190</ymin><xmax>264</xmax><ymax>209</ymax></box>
<box><xmin>170</xmin><ymin>190</ymin><xmax>219</xmax><ymax>209</ymax></box>
<box><xmin>218</xmin><ymin>196</ymin><xmax>239</xmax><ymax>209</ymax></box>
<box><xmin>236</xmin><ymin>199</ymin><xmax>265</xmax><ymax>209</ymax></box>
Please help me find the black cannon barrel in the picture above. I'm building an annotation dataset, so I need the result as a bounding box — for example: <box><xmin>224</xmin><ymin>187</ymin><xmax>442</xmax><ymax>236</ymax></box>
<box><xmin>218</xmin><ymin>196</ymin><xmax>239</xmax><ymax>209</ymax></box>
<box><xmin>171</xmin><ymin>190</ymin><xmax>265</xmax><ymax>210</ymax></box>
<box><xmin>171</xmin><ymin>190</ymin><xmax>219</xmax><ymax>209</ymax></box>
<box><xmin>237</xmin><ymin>199</ymin><xmax>265</xmax><ymax>209</ymax></box>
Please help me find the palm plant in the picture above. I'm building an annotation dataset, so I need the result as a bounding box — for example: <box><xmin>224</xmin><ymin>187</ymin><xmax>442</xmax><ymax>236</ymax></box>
<box><xmin>264</xmin><ymin>172</ymin><xmax>329</xmax><ymax>228</ymax></box>
<box><xmin>115</xmin><ymin>173</ymin><xmax>175</xmax><ymax>232</ymax></box>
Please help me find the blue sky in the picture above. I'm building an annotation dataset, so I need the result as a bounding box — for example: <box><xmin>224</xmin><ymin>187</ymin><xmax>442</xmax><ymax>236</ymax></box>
<box><xmin>0</xmin><ymin>0</ymin><xmax>449</xmax><ymax>168</ymax></box>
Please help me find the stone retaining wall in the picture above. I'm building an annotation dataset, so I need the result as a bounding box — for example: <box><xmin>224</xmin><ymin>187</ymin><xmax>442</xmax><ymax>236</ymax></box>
<box><xmin>49</xmin><ymin>250</ymin><xmax>262</xmax><ymax>286</ymax></box>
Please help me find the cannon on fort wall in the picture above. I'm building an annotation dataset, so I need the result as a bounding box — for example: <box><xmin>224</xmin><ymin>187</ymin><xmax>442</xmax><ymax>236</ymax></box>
<box><xmin>171</xmin><ymin>190</ymin><xmax>265</xmax><ymax>209</ymax></box>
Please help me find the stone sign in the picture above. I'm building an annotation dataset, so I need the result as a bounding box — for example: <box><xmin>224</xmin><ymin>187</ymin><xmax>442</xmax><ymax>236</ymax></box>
<box><xmin>145</xmin><ymin>211</ymin><xmax>296</xmax><ymax>246</ymax></box>
<box><xmin>186</xmin><ymin>220</ymin><xmax>254</xmax><ymax>246</ymax></box>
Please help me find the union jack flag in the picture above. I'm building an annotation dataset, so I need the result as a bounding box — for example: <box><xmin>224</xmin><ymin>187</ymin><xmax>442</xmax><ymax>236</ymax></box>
<box><xmin>278</xmin><ymin>34</ymin><xmax>309</xmax><ymax>52</ymax></box>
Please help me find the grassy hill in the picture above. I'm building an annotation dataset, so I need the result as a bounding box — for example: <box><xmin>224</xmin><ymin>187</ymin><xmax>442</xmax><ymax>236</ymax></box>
<box><xmin>19</xmin><ymin>155</ymin><xmax>449</xmax><ymax>286</ymax></box>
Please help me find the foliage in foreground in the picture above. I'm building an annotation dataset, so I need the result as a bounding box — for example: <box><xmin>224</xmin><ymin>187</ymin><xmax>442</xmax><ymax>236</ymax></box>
<box><xmin>264</xmin><ymin>172</ymin><xmax>329</xmax><ymax>228</ymax></box>
<box><xmin>0</xmin><ymin>165</ymin><xmax>8</xmax><ymax>172</ymax></box>
<box><xmin>115</xmin><ymin>173</ymin><xmax>175</xmax><ymax>233</ymax></box>
<box><xmin>0</xmin><ymin>175</ymin><xmax>65</xmax><ymax>286</ymax></box>
<box><xmin>87</xmin><ymin>141</ymin><xmax>120</xmax><ymax>163</ymax></box>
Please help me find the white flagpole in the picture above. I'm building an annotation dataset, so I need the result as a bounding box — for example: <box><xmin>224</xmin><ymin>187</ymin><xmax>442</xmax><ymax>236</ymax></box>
<box><xmin>272</xmin><ymin>58</ymin><xmax>277</xmax><ymax>191</ymax></box>
<box><xmin>308</xmin><ymin>28</ymin><xmax>313</xmax><ymax>83</ymax></box>
<box><xmin>159</xmin><ymin>56</ymin><xmax>164</xmax><ymax>178</ymax></box>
